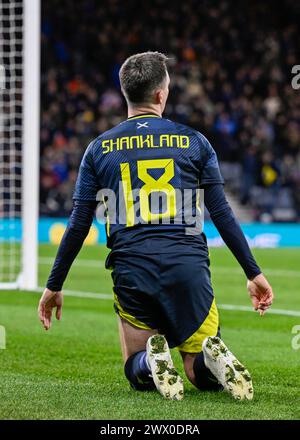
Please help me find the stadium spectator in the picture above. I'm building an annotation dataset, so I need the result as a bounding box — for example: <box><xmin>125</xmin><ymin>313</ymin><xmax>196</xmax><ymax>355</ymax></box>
<box><xmin>40</xmin><ymin>0</ymin><xmax>300</xmax><ymax>221</ymax></box>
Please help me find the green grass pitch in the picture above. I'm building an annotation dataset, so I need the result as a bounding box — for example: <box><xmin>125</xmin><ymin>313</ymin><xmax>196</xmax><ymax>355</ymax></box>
<box><xmin>0</xmin><ymin>244</ymin><xmax>299</xmax><ymax>420</ymax></box>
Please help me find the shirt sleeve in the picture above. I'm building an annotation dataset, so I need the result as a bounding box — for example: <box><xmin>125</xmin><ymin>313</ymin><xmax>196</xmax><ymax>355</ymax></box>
<box><xmin>204</xmin><ymin>183</ymin><xmax>261</xmax><ymax>279</ymax></box>
<box><xmin>46</xmin><ymin>200</ymin><xmax>97</xmax><ymax>291</ymax></box>
<box><xmin>73</xmin><ymin>140</ymin><xmax>99</xmax><ymax>201</ymax></box>
<box><xmin>197</xmin><ymin>133</ymin><xmax>224</xmax><ymax>187</ymax></box>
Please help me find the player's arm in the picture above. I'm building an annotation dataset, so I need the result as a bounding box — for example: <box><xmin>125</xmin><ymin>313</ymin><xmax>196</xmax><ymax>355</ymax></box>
<box><xmin>204</xmin><ymin>183</ymin><xmax>274</xmax><ymax>315</ymax></box>
<box><xmin>38</xmin><ymin>200</ymin><xmax>96</xmax><ymax>330</ymax></box>
<box><xmin>198</xmin><ymin>133</ymin><xmax>274</xmax><ymax>315</ymax></box>
<box><xmin>38</xmin><ymin>141</ymin><xmax>99</xmax><ymax>330</ymax></box>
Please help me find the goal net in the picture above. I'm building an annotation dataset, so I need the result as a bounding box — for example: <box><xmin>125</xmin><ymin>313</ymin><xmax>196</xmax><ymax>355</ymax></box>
<box><xmin>0</xmin><ymin>0</ymin><xmax>40</xmax><ymax>290</ymax></box>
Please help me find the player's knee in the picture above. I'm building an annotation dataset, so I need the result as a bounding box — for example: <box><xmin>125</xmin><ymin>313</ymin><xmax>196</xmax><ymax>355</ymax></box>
<box><xmin>193</xmin><ymin>351</ymin><xmax>223</xmax><ymax>392</ymax></box>
<box><xmin>124</xmin><ymin>351</ymin><xmax>156</xmax><ymax>392</ymax></box>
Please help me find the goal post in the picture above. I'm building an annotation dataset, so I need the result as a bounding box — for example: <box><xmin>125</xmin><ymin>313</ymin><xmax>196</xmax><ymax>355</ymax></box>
<box><xmin>21</xmin><ymin>0</ymin><xmax>40</xmax><ymax>290</ymax></box>
<box><xmin>0</xmin><ymin>0</ymin><xmax>40</xmax><ymax>290</ymax></box>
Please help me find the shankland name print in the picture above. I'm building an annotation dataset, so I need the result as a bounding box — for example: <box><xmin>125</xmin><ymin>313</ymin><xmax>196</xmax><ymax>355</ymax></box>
<box><xmin>102</xmin><ymin>133</ymin><xmax>190</xmax><ymax>154</ymax></box>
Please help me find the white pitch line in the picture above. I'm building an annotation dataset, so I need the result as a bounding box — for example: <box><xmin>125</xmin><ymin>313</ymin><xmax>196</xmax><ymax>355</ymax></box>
<box><xmin>35</xmin><ymin>286</ymin><xmax>111</xmax><ymax>300</ymax></box>
<box><xmin>38</xmin><ymin>257</ymin><xmax>300</xmax><ymax>278</ymax></box>
<box><xmin>218</xmin><ymin>304</ymin><xmax>300</xmax><ymax>317</ymax></box>
<box><xmin>39</xmin><ymin>257</ymin><xmax>104</xmax><ymax>268</ymax></box>
<box><xmin>62</xmin><ymin>289</ymin><xmax>112</xmax><ymax>300</ymax></box>
<box><xmin>213</xmin><ymin>267</ymin><xmax>300</xmax><ymax>278</ymax></box>
<box><xmin>35</xmin><ymin>287</ymin><xmax>300</xmax><ymax>318</ymax></box>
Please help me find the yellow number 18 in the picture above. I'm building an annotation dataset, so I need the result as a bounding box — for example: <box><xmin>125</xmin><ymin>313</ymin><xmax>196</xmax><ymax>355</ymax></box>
<box><xmin>120</xmin><ymin>158</ymin><xmax>177</xmax><ymax>226</ymax></box>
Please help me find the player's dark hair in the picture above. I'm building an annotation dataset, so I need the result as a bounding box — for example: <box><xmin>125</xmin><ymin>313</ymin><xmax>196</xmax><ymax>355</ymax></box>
<box><xmin>119</xmin><ymin>51</ymin><xmax>169</xmax><ymax>104</ymax></box>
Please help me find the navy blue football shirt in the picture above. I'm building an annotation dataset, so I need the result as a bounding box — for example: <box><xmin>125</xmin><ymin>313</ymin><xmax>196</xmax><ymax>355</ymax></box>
<box><xmin>46</xmin><ymin>114</ymin><xmax>262</xmax><ymax>291</ymax></box>
<box><xmin>73</xmin><ymin>113</ymin><xmax>224</xmax><ymax>246</ymax></box>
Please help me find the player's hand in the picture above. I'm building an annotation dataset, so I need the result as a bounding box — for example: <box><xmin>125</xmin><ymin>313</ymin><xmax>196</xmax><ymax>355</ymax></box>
<box><xmin>38</xmin><ymin>288</ymin><xmax>63</xmax><ymax>330</ymax></box>
<box><xmin>247</xmin><ymin>273</ymin><xmax>274</xmax><ymax>316</ymax></box>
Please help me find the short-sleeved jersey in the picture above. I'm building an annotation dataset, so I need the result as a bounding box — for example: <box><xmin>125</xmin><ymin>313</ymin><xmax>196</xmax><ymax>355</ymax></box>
<box><xmin>73</xmin><ymin>113</ymin><xmax>224</xmax><ymax>249</ymax></box>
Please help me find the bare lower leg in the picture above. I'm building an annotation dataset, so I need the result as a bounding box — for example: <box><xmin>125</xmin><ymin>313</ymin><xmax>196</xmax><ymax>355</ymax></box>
<box><xmin>118</xmin><ymin>317</ymin><xmax>158</xmax><ymax>391</ymax></box>
<box><xmin>117</xmin><ymin>316</ymin><xmax>157</xmax><ymax>362</ymax></box>
<box><xmin>181</xmin><ymin>349</ymin><xmax>223</xmax><ymax>392</ymax></box>
<box><xmin>118</xmin><ymin>318</ymin><xmax>184</xmax><ymax>399</ymax></box>
<box><xmin>180</xmin><ymin>351</ymin><xmax>197</xmax><ymax>386</ymax></box>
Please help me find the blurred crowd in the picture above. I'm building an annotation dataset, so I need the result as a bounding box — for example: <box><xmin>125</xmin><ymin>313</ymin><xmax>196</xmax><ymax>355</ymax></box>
<box><xmin>40</xmin><ymin>0</ymin><xmax>300</xmax><ymax>221</ymax></box>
